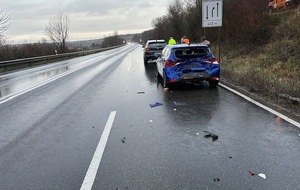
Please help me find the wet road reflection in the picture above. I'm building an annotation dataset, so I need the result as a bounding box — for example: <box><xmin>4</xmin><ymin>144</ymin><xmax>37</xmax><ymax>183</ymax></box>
<box><xmin>144</xmin><ymin>60</ymin><xmax>220</xmax><ymax>133</ymax></box>
<box><xmin>0</xmin><ymin>66</ymin><xmax>69</xmax><ymax>98</ymax></box>
<box><xmin>162</xmin><ymin>84</ymin><xmax>220</xmax><ymax>134</ymax></box>
<box><xmin>143</xmin><ymin>61</ymin><xmax>159</xmax><ymax>85</ymax></box>
<box><xmin>0</xmin><ymin>45</ymin><xmax>133</xmax><ymax>100</ymax></box>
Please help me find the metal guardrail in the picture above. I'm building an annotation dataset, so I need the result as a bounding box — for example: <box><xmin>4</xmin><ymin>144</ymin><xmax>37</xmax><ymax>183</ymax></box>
<box><xmin>0</xmin><ymin>45</ymin><xmax>124</xmax><ymax>72</ymax></box>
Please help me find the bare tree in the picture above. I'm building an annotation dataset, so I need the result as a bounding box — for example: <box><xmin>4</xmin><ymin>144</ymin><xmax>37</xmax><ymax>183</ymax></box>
<box><xmin>151</xmin><ymin>15</ymin><xmax>170</xmax><ymax>40</ymax></box>
<box><xmin>45</xmin><ymin>12</ymin><xmax>70</xmax><ymax>53</ymax></box>
<box><xmin>0</xmin><ymin>9</ymin><xmax>10</xmax><ymax>45</ymax></box>
<box><xmin>167</xmin><ymin>0</ymin><xmax>186</xmax><ymax>40</ymax></box>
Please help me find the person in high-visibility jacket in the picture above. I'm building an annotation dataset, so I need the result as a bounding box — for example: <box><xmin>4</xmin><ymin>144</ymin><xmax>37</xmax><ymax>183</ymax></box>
<box><xmin>183</xmin><ymin>37</ymin><xmax>190</xmax><ymax>44</ymax></box>
<box><xmin>168</xmin><ymin>37</ymin><xmax>176</xmax><ymax>45</ymax></box>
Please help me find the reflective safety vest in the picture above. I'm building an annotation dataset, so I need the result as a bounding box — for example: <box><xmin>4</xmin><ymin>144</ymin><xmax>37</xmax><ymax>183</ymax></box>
<box><xmin>168</xmin><ymin>38</ymin><xmax>176</xmax><ymax>45</ymax></box>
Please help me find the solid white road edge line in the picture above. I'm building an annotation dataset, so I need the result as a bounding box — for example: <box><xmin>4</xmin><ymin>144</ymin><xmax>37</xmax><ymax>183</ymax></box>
<box><xmin>219</xmin><ymin>83</ymin><xmax>300</xmax><ymax>129</ymax></box>
<box><xmin>80</xmin><ymin>111</ymin><xmax>117</xmax><ymax>190</ymax></box>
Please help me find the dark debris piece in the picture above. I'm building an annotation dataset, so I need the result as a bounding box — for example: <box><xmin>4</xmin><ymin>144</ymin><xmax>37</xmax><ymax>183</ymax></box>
<box><xmin>204</xmin><ymin>131</ymin><xmax>218</xmax><ymax>141</ymax></box>
<box><xmin>137</xmin><ymin>92</ymin><xmax>145</xmax><ymax>94</ymax></box>
<box><xmin>213</xmin><ymin>178</ymin><xmax>220</xmax><ymax>182</ymax></box>
<box><xmin>121</xmin><ymin>137</ymin><xmax>126</xmax><ymax>143</ymax></box>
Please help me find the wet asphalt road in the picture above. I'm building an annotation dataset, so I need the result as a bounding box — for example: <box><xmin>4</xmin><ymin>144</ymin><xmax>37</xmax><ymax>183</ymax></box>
<box><xmin>0</xmin><ymin>44</ymin><xmax>299</xmax><ymax>190</ymax></box>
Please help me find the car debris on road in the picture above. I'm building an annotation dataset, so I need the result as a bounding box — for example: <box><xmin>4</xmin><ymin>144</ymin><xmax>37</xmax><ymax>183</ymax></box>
<box><xmin>203</xmin><ymin>131</ymin><xmax>218</xmax><ymax>141</ymax></box>
<box><xmin>249</xmin><ymin>170</ymin><xmax>267</xmax><ymax>179</ymax></box>
<box><xmin>213</xmin><ymin>178</ymin><xmax>220</xmax><ymax>182</ymax></box>
<box><xmin>150</xmin><ymin>102</ymin><xmax>163</xmax><ymax>108</ymax></box>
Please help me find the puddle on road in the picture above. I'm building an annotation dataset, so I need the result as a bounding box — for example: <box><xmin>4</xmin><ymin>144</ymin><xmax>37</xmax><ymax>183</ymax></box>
<box><xmin>0</xmin><ymin>66</ymin><xmax>69</xmax><ymax>98</ymax></box>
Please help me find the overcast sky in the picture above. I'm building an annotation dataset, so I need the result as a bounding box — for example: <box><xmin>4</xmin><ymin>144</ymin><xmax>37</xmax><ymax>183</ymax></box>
<box><xmin>1</xmin><ymin>0</ymin><xmax>170</xmax><ymax>43</ymax></box>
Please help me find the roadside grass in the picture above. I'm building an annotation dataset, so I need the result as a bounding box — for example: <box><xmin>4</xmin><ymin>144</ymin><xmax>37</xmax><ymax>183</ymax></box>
<box><xmin>219</xmin><ymin>9</ymin><xmax>300</xmax><ymax>118</ymax></box>
<box><xmin>221</xmin><ymin>48</ymin><xmax>300</xmax><ymax>117</ymax></box>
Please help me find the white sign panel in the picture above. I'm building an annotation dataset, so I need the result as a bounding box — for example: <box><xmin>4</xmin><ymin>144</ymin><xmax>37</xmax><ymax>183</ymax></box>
<box><xmin>202</xmin><ymin>0</ymin><xmax>223</xmax><ymax>27</ymax></box>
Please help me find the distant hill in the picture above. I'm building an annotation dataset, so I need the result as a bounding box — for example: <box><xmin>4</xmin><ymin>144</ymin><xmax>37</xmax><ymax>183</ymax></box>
<box><xmin>68</xmin><ymin>33</ymin><xmax>139</xmax><ymax>50</ymax></box>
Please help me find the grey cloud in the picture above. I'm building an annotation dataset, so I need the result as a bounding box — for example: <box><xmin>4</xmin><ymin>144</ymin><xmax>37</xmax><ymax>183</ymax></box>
<box><xmin>3</xmin><ymin>0</ymin><xmax>169</xmax><ymax>43</ymax></box>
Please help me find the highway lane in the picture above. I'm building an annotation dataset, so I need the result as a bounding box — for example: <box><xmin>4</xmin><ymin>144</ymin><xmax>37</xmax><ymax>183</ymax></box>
<box><xmin>0</xmin><ymin>44</ymin><xmax>299</xmax><ymax>190</ymax></box>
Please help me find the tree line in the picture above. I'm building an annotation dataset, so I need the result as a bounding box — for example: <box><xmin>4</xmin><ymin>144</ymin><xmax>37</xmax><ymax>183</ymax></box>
<box><xmin>101</xmin><ymin>32</ymin><xmax>125</xmax><ymax>48</ymax></box>
<box><xmin>0</xmin><ymin>11</ymin><xmax>71</xmax><ymax>61</ymax></box>
<box><xmin>133</xmin><ymin>0</ymin><xmax>271</xmax><ymax>47</ymax></box>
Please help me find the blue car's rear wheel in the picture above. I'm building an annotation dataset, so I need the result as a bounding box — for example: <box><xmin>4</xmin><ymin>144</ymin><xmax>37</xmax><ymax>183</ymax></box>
<box><xmin>163</xmin><ymin>72</ymin><xmax>169</xmax><ymax>88</ymax></box>
<box><xmin>209</xmin><ymin>81</ymin><xmax>219</xmax><ymax>88</ymax></box>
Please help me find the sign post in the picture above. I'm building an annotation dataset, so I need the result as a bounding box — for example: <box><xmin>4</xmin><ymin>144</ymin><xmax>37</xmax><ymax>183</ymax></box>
<box><xmin>202</xmin><ymin>0</ymin><xmax>223</xmax><ymax>60</ymax></box>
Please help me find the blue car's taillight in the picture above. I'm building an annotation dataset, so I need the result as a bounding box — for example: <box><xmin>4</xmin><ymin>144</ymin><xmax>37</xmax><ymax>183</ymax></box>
<box><xmin>165</xmin><ymin>60</ymin><xmax>176</xmax><ymax>67</ymax></box>
<box><xmin>206</xmin><ymin>58</ymin><xmax>220</xmax><ymax>64</ymax></box>
<box><xmin>212</xmin><ymin>77</ymin><xmax>219</xmax><ymax>81</ymax></box>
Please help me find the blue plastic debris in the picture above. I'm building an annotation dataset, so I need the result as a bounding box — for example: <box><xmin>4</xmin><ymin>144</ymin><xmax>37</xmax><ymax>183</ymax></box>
<box><xmin>150</xmin><ymin>102</ymin><xmax>163</xmax><ymax>108</ymax></box>
<box><xmin>173</xmin><ymin>101</ymin><xmax>178</xmax><ymax>106</ymax></box>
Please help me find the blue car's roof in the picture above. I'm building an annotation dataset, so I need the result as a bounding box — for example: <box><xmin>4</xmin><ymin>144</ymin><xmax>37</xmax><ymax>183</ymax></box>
<box><xmin>167</xmin><ymin>43</ymin><xmax>209</xmax><ymax>49</ymax></box>
<box><xmin>166</xmin><ymin>43</ymin><xmax>214</xmax><ymax>59</ymax></box>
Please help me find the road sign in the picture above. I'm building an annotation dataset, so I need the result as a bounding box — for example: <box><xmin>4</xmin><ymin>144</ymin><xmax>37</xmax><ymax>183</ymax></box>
<box><xmin>202</xmin><ymin>0</ymin><xmax>223</xmax><ymax>27</ymax></box>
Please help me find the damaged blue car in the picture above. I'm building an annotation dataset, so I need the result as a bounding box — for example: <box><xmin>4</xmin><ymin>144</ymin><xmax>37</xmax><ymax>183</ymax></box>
<box><xmin>156</xmin><ymin>44</ymin><xmax>220</xmax><ymax>88</ymax></box>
